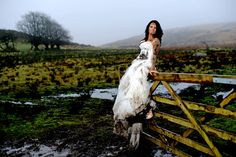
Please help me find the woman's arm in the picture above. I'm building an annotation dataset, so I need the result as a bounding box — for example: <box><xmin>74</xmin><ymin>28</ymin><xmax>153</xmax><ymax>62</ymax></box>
<box><xmin>150</xmin><ymin>38</ymin><xmax>160</xmax><ymax>76</ymax></box>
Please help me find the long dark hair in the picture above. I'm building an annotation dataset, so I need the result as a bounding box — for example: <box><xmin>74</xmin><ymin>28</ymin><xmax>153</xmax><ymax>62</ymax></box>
<box><xmin>143</xmin><ymin>20</ymin><xmax>163</xmax><ymax>44</ymax></box>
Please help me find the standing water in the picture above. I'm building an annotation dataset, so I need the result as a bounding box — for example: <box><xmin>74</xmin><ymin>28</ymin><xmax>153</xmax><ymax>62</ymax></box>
<box><xmin>2</xmin><ymin>82</ymin><xmax>233</xmax><ymax>156</ymax></box>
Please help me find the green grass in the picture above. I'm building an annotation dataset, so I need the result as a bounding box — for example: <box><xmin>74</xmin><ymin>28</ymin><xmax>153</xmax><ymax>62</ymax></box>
<box><xmin>1</xmin><ymin>47</ymin><xmax>235</xmax><ymax>101</ymax></box>
<box><xmin>15</xmin><ymin>42</ymin><xmax>31</xmax><ymax>52</ymax></box>
<box><xmin>0</xmin><ymin>97</ymin><xmax>113</xmax><ymax>140</ymax></box>
<box><xmin>207</xmin><ymin>117</ymin><xmax>236</xmax><ymax>133</ymax></box>
<box><xmin>0</xmin><ymin>44</ymin><xmax>236</xmax><ymax>155</ymax></box>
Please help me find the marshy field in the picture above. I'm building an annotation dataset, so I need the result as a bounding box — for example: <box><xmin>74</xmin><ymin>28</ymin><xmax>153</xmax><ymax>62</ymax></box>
<box><xmin>0</xmin><ymin>44</ymin><xmax>236</xmax><ymax>156</ymax></box>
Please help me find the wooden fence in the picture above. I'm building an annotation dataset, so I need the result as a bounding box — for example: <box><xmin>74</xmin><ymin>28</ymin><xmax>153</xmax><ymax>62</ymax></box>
<box><xmin>143</xmin><ymin>73</ymin><xmax>236</xmax><ymax>157</ymax></box>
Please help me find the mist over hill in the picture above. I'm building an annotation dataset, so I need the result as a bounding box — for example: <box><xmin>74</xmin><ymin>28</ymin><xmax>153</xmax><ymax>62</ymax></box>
<box><xmin>101</xmin><ymin>22</ymin><xmax>236</xmax><ymax>49</ymax></box>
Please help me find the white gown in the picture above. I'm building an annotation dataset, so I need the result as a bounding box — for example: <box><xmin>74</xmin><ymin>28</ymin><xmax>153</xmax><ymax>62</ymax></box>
<box><xmin>112</xmin><ymin>41</ymin><xmax>154</xmax><ymax>137</ymax></box>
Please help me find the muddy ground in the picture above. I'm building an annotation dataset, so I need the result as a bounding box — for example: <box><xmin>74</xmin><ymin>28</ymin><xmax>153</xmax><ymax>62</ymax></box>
<box><xmin>0</xmin><ymin>97</ymin><xmax>163</xmax><ymax>157</ymax></box>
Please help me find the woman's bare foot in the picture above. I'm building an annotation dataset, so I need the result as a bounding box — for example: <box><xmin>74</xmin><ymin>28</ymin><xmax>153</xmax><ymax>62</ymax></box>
<box><xmin>146</xmin><ymin>109</ymin><xmax>153</xmax><ymax>119</ymax></box>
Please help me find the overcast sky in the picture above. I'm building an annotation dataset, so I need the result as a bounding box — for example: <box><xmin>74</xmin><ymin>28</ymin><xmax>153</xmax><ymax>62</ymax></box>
<box><xmin>1</xmin><ymin>0</ymin><xmax>236</xmax><ymax>46</ymax></box>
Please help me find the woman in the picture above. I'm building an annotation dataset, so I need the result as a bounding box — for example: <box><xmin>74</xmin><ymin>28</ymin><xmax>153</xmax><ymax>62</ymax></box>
<box><xmin>112</xmin><ymin>20</ymin><xmax>163</xmax><ymax>140</ymax></box>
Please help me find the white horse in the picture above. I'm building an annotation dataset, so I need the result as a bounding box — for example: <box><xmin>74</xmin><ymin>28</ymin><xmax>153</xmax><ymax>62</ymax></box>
<box><xmin>113</xmin><ymin>41</ymin><xmax>155</xmax><ymax>149</ymax></box>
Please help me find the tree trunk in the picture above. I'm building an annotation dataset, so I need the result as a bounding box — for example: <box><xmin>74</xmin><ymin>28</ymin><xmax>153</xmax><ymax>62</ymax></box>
<box><xmin>50</xmin><ymin>44</ymin><xmax>55</xmax><ymax>49</ymax></box>
<box><xmin>56</xmin><ymin>44</ymin><xmax>60</xmax><ymax>49</ymax></box>
<box><xmin>34</xmin><ymin>45</ymin><xmax>39</xmax><ymax>51</ymax></box>
<box><xmin>5</xmin><ymin>42</ymin><xmax>9</xmax><ymax>49</ymax></box>
<box><xmin>45</xmin><ymin>44</ymin><xmax>49</xmax><ymax>50</ymax></box>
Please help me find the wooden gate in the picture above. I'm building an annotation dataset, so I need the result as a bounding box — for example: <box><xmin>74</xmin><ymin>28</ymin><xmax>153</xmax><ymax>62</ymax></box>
<box><xmin>143</xmin><ymin>73</ymin><xmax>236</xmax><ymax>157</ymax></box>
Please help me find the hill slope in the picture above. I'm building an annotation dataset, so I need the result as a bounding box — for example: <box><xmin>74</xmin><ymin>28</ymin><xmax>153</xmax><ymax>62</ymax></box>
<box><xmin>0</xmin><ymin>29</ymin><xmax>29</xmax><ymax>42</ymax></box>
<box><xmin>101</xmin><ymin>22</ymin><xmax>236</xmax><ymax>49</ymax></box>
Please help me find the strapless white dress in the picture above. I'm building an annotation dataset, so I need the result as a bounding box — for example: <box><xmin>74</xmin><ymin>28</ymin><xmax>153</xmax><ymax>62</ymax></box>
<box><xmin>112</xmin><ymin>41</ymin><xmax>154</xmax><ymax>137</ymax></box>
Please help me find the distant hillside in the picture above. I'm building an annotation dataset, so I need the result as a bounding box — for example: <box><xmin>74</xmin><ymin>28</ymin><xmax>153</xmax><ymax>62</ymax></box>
<box><xmin>0</xmin><ymin>29</ymin><xmax>29</xmax><ymax>42</ymax></box>
<box><xmin>0</xmin><ymin>29</ymin><xmax>93</xmax><ymax>48</ymax></box>
<box><xmin>101</xmin><ymin>22</ymin><xmax>236</xmax><ymax>49</ymax></box>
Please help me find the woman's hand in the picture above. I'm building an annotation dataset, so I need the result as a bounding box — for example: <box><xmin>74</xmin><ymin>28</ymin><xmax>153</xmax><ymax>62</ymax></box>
<box><xmin>149</xmin><ymin>69</ymin><xmax>158</xmax><ymax>76</ymax></box>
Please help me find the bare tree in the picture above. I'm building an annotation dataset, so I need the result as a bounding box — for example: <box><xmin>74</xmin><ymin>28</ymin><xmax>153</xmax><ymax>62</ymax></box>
<box><xmin>17</xmin><ymin>11</ymin><xmax>71</xmax><ymax>50</ymax></box>
<box><xmin>17</xmin><ymin>12</ymin><xmax>46</xmax><ymax>50</ymax></box>
<box><xmin>50</xmin><ymin>22</ymin><xmax>71</xmax><ymax>49</ymax></box>
<box><xmin>40</xmin><ymin>15</ymin><xmax>53</xmax><ymax>50</ymax></box>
